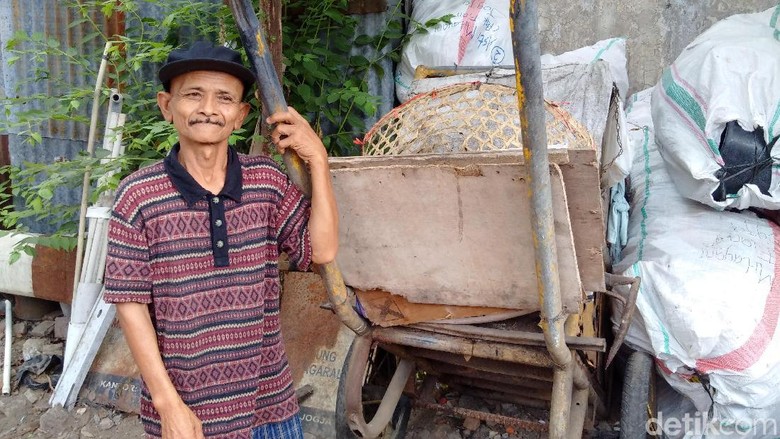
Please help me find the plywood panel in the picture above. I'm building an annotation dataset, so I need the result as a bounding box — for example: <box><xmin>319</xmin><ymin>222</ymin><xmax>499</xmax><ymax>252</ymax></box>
<box><xmin>331</xmin><ymin>153</ymin><xmax>584</xmax><ymax>312</ymax></box>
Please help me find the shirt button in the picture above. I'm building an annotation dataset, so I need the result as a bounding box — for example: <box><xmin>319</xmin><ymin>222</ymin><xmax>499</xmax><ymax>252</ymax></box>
<box><xmin>215</xmin><ymin>219</ymin><xmax>223</xmax><ymax>227</ymax></box>
<box><xmin>212</xmin><ymin>196</ymin><xmax>220</xmax><ymax>204</ymax></box>
<box><xmin>216</xmin><ymin>240</ymin><xmax>224</xmax><ymax>248</ymax></box>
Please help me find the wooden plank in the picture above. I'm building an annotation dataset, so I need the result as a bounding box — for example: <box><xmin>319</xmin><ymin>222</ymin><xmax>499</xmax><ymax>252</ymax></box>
<box><xmin>332</xmin><ymin>159</ymin><xmax>584</xmax><ymax>311</ymax></box>
<box><xmin>329</xmin><ymin>149</ymin><xmax>569</xmax><ymax>170</ymax></box>
<box><xmin>560</xmin><ymin>148</ymin><xmax>606</xmax><ymax>292</ymax></box>
<box><xmin>50</xmin><ymin>291</ymin><xmax>116</xmax><ymax>409</ymax></box>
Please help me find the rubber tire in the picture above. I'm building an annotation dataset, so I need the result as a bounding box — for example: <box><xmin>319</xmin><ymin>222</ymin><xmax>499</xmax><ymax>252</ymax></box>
<box><xmin>619</xmin><ymin>350</ymin><xmax>656</xmax><ymax>438</ymax></box>
<box><xmin>335</xmin><ymin>342</ymin><xmax>411</xmax><ymax>438</ymax></box>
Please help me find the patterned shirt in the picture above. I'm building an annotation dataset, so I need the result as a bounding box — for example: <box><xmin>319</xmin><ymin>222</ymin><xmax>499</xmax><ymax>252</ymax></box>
<box><xmin>104</xmin><ymin>144</ymin><xmax>312</xmax><ymax>438</ymax></box>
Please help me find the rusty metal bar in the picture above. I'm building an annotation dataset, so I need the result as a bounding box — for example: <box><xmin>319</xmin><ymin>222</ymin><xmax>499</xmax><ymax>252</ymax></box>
<box><xmin>549</xmin><ymin>360</ymin><xmax>574</xmax><ymax>438</ymax></box>
<box><xmin>510</xmin><ymin>0</ymin><xmax>570</xmax><ymax>370</ymax></box>
<box><xmin>228</xmin><ymin>0</ymin><xmax>369</xmax><ymax>336</ymax></box>
<box><xmin>373</xmin><ymin>327</ymin><xmax>554</xmax><ymax>369</ymax></box>
<box><xmin>566</xmin><ymin>355</ymin><xmax>600</xmax><ymax>437</ymax></box>
<box><xmin>604</xmin><ymin>273</ymin><xmax>641</xmax><ymax>367</ymax></box>
<box><xmin>567</xmin><ymin>380</ymin><xmax>590</xmax><ymax>438</ymax></box>
<box><xmin>415</xmin><ymin>400</ymin><xmax>549</xmax><ymax>433</ymax></box>
<box><xmin>388</xmin><ymin>346</ymin><xmax>554</xmax><ymax>382</ymax></box>
<box><xmin>452</xmin><ymin>386</ymin><xmax>550</xmax><ymax>410</ymax></box>
<box><xmin>413</xmin><ymin>323</ymin><xmax>606</xmax><ymax>352</ymax></box>
<box><xmin>447</xmin><ymin>376</ymin><xmax>551</xmax><ymax>402</ymax></box>
<box><xmin>430</xmin><ymin>361</ymin><xmax>552</xmax><ymax>391</ymax></box>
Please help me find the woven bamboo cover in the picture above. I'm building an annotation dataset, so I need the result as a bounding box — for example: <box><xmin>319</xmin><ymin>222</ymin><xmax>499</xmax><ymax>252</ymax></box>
<box><xmin>361</xmin><ymin>82</ymin><xmax>592</xmax><ymax>156</ymax></box>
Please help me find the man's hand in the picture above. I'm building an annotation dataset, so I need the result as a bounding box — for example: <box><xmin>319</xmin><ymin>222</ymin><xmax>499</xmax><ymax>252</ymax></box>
<box><xmin>157</xmin><ymin>399</ymin><xmax>204</xmax><ymax>439</ymax></box>
<box><xmin>267</xmin><ymin>106</ymin><xmax>338</xmax><ymax>264</ymax></box>
<box><xmin>267</xmin><ymin>107</ymin><xmax>328</xmax><ymax>167</ymax></box>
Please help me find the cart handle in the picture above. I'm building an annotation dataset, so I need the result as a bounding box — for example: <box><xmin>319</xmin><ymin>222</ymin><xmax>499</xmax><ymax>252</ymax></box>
<box><xmin>227</xmin><ymin>0</ymin><xmax>369</xmax><ymax>336</ymax></box>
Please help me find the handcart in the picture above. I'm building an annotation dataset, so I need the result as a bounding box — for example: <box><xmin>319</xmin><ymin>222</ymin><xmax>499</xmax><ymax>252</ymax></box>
<box><xmin>229</xmin><ymin>0</ymin><xmax>648</xmax><ymax>437</ymax></box>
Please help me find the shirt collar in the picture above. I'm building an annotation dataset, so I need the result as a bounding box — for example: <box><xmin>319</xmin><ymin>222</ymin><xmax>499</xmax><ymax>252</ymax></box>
<box><xmin>163</xmin><ymin>143</ymin><xmax>243</xmax><ymax>206</ymax></box>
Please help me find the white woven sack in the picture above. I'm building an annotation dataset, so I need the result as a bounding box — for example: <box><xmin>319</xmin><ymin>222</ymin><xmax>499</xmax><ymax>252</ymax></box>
<box><xmin>616</xmin><ymin>88</ymin><xmax>780</xmax><ymax>437</ymax></box>
<box><xmin>651</xmin><ymin>6</ymin><xmax>780</xmax><ymax>210</ymax></box>
<box><xmin>394</xmin><ymin>0</ymin><xmax>513</xmax><ymax>103</ymax></box>
<box><xmin>540</xmin><ymin>37</ymin><xmax>629</xmax><ymax>101</ymax></box>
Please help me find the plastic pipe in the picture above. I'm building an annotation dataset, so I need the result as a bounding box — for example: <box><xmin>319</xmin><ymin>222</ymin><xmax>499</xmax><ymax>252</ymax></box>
<box><xmin>3</xmin><ymin>299</ymin><xmax>12</xmax><ymax>394</ymax></box>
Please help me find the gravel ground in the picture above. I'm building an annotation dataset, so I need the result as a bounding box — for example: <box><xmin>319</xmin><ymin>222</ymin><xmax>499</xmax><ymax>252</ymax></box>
<box><xmin>1</xmin><ymin>309</ymin><xmax>619</xmax><ymax>439</ymax></box>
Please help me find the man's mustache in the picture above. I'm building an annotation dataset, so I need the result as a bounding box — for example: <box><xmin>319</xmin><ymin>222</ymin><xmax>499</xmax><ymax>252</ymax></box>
<box><xmin>189</xmin><ymin>118</ymin><xmax>225</xmax><ymax>127</ymax></box>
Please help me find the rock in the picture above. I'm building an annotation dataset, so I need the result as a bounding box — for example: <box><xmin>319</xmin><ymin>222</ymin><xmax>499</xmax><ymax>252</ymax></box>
<box><xmin>39</xmin><ymin>405</ymin><xmax>71</xmax><ymax>434</ymax></box>
<box><xmin>0</xmin><ymin>395</ymin><xmax>29</xmax><ymax>422</ymax></box>
<box><xmin>499</xmin><ymin>403</ymin><xmax>520</xmax><ymax>418</ymax></box>
<box><xmin>23</xmin><ymin>388</ymin><xmax>40</xmax><ymax>404</ymax></box>
<box><xmin>22</xmin><ymin>338</ymin><xmax>45</xmax><ymax>361</ymax></box>
<box><xmin>76</xmin><ymin>406</ymin><xmax>88</xmax><ymax>416</ymax></box>
<box><xmin>12</xmin><ymin>322</ymin><xmax>27</xmax><ymax>337</ymax></box>
<box><xmin>21</xmin><ymin>338</ymin><xmax>63</xmax><ymax>362</ymax></box>
<box><xmin>54</xmin><ymin>316</ymin><xmax>69</xmax><ymax>340</ymax></box>
<box><xmin>98</xmin><ymin>417</ymin><xmax>114</xmax><ymax>430</ymax></box>
<box><xmin>459</xmin><ymin>394</ymin><xmax>489</xmax><ymax>412</ymax></box>
<box><xmin>472</xmin><ymin>424</ymin><xmax>493</xmax><ymax>439</ymax></box>
<box><xmin>428</xmin><ymin>424</ymin><xmax>463</xmax><ymax>439</ymax></box>
<box><xmin>80</xmin><ymin>426</ymin><xmax>96</xmax><ymax>438</ymax></box>
<box><xmin>463</xmin><ymin>416</ymin><xmax>481</xmax><ymax>431</ymax></box>
<box><xmin>30</xmin><ymin>320</ymin><xmax>55</xmax><ymax>337</ymax></box>
<box><xmin>14</xmin><ymin>416</ymin><xmax>40</xmax><ymax>437</ymax></box>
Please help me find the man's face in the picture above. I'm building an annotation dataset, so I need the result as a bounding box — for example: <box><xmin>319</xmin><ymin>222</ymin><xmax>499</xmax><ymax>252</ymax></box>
<box><xmin>157</xmin><ymin>70</ymin><xmax>250</xmax><ymax>147</ymax></box>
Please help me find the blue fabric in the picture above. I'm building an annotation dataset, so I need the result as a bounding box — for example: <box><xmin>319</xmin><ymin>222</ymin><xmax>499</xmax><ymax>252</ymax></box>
<box><xmin>607</xmin><ymin>180</ymin><xmax>630</xmax><ymax>263</ymax></box>
<box><xmin>252</xmin><ymin>416</ymin><xmax>304</xmax><ymax>439</ymax></box>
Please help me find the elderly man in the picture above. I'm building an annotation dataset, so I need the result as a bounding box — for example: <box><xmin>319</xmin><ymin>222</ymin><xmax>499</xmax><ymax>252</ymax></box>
<box><xmin>103</xmin><ymin>41</ymin><xmax>338</xmax><ymax>439</ymax></box>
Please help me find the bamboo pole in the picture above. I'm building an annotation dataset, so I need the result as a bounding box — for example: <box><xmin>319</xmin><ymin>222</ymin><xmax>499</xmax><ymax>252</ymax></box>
<box><xmin>71</xmin><ymin>42</ymin><xmax>112</xmax><ymax>297</ymax></box>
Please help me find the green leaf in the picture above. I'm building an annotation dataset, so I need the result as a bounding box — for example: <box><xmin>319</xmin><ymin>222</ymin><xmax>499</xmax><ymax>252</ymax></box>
<box><xmin>37</xmin><ymin>187</ymin><xmax>53</xmax><ymax>201</ymax></box>
<box><xmin>30</xmin><ymin>132</ymin><xmax>43</xmax><ymax>145</ymax></box>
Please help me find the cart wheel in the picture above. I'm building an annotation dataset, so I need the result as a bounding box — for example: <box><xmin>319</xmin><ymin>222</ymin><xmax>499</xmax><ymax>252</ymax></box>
<box><xmin>335</xmin><ymin>340</ymin><xmax>412</xmax><ymax>438</ymax></box>
<box><xmin>620</xmin><ymin>350</ymin><xmax>657</xmax><ymax>438</ymax></box>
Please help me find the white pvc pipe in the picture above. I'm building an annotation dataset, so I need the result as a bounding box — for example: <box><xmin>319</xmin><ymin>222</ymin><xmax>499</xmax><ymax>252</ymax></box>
<box><xmin>3</xmin><ymin>299</ymin><xmax>12</xmax><ymax>394</ymax></box>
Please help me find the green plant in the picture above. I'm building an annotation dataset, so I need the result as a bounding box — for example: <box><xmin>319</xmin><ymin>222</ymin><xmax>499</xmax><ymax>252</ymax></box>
<box><xmin>0</xmin><ymin>0</ymin><xmax>450</xmax><ymax>260</ymax></box>
<box><xmin>282</xmin><ymin>0</ymin><xmax>452</xmax><ymax>156</ymax></box>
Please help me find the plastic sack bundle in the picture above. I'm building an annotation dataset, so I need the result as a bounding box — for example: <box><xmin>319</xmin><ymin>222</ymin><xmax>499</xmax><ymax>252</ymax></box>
<box><xmin>394</xmin><ymin>0</ymin><xmax>513</xmax><ymax>103</ymax></box>
<box><xmin>651</xmin><ymin>6</ymin><xmax>780</xmax><ymax>210</ymax></box>
<box><xmin>616</xmin><ymin>88</ymin><xmax>780</xmax><ymax>438</ymax></box>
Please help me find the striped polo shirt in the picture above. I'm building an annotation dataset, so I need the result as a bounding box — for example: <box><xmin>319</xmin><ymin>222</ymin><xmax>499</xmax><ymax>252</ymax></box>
<box><xmin>104</xmin><ymin>144</ymin><xmax>311</xmax><ymax>438</ymax></box>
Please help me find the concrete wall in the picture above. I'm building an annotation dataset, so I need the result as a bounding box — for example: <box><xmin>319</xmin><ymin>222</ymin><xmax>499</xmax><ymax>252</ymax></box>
<box><xmin>536</xmin><ymin>0</ymin><xmax>778</xmax><ymax>96</ymax></box>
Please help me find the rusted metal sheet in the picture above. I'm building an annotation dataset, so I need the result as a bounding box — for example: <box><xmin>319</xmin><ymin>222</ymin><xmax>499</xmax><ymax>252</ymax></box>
<box><xmin>30</xmin><ymin>243</ymin><xmax>77</xmax><ymax>303</ymax></box>
<box><xmin>356</xmin><ymin>289</ymin><xmax>519</xmax><ymax>327</ymax></box>
<box><xmin>0</xmin><ymin>233</ymin><xmax>75</xmax><ymax>303</ymax></box>
<box><xmin>0</xmin><ymin>1</ymin><xmax>113</xmax><ymax>234</ymax></box>
<box><xmin>280</xmin><ymin>271</ymin><xmax>356</xmax><ymax>438</ymax></box>
<box><xmin>0</xmin><ymin>135</ymin><xmax>10</xmax><ymax>213</ymax></box>
<box><xmin>0</xmin><ymin>0</ymin><xmax>109</xmax><ymax>140</ymax></box>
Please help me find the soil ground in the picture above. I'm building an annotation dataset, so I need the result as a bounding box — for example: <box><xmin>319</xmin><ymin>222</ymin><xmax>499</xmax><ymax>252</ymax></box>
<box><xmin>1</xmin><ymin>308</ymin><xmax>620</xmax><ymax>438</ymax></box>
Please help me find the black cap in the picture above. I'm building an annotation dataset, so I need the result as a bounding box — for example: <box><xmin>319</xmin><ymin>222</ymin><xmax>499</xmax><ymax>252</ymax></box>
<box><xmin>158</xmin><ymin>41</ymin><xmax>255</xmax><ymax>96</ymax></box>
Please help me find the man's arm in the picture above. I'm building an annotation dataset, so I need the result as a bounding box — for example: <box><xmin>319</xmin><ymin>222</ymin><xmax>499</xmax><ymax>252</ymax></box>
<box><xmin>267</xmin><ymin>107</ymin><xmax>339</xmax><ymax>264</ymax></box>
<box><xmin>115</xmin><ymin>302</ymin><xmax>205</xmax><ymax>439</ymax></box>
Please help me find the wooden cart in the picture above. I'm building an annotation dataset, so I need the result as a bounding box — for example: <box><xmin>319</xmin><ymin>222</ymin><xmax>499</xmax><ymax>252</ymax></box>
<box><xmin>229</xmin><ymin>0</ymin><xmax>645</xmax><ymax>437</ymax></box>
